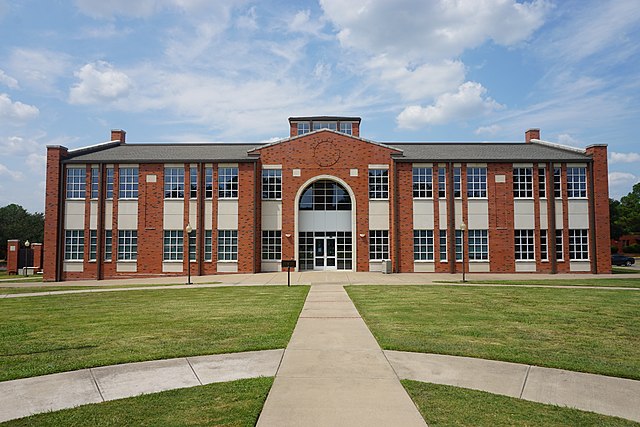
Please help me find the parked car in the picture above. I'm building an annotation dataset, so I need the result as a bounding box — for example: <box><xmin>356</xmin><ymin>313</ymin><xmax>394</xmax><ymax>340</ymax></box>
<box><xmin>611</xmin><ymin>254</ymin><xmax>636</xmax><ymax>266</ymax></box>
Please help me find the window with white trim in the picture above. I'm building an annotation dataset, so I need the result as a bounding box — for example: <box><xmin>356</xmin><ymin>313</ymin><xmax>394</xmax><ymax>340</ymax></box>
<box><xmin>91</xmin><ymin>167</ymin><xmax>99</xmax><ymax>199</ymax></box>
<box><xmin>262</xmin><ymin>230</ymin><xmax>281</xmax><ymax>260</ymax></box>
<box><xmin>555</xmin><ymin>230</ymin><xmax>564</xmax><ymax>261</ymax></box>
<box><xmin>106</xmin><ymin>167</ymin><xmax>114</xmax><ymax>199</ymax></box>
<box><xmin>218</xmin><ymin>167</ymin><xmax>238</xmax><ymax>198</ymax></box>
<box><xmin>64</xmin><ymin>230</ymin><xmax>84</xmax><ymax>260</ymax></box>
<box><xmin>119</xmin><ymin>168</ymin><xmax>138</xmax><ymax>199</ymax></box>
<box><xmin>513</xmin><ymin>168</ymin><xmax>533</xmax><ymax>198</ymax></box>
<box><xmin>567</xmin><ymin>167</ymin><xmax>587</xmax><ymax>198</ymax></box>
<box><xmin>205</xmin><ymin>167</ymin><xmax>213</xmax><ymax>199</ymax></box>
<box><xmin>413</xmin><ymin>167</ymin><xmax>433</xmax><ymax>198</ymax></box>
<box><xmin>262</xmin><ymin>169</ymin><xmax>282</xmax><ymax>200</ymax></box>
<box><xmin>540</xmin><ymin>230</ymin><xmax>548</xmax><ymax>261</ymax></box>
<box><xmin>369</xmin><ymin>230</ymin><xmax>389</xmax><ymax>260</ymax></box>
<box><xmin>117</xmin><ymin>230</ymin><xmax>137</xmax><ymax>261</ymax></box>
<box><xmin>89</xmin><ymin>230</ymin><xmax>97</xmax><ymax>261</ymax></box>
<box><xmin>189</xmin><ymin>232</ymin><xmax>196</xmax><ymax>261</ymax></box>
<box><xmin>455</xmin><ymin>230</ymin><xmax>463</xmax><ymax>261</ymax></box>
<box><xmin>438</xmin><ymin>167</ymin><xmax>446</xmax><ymax>198</ymax></box>
<box><xmin>538</xmin><ymin>168</ymin><xmax>546</xmax><ymax>198</ymax></box>
<box><xmin>313</xmin><ymin>122</ymin><xmax>337</xmax><ymax>131</ymax></box>
<box><xmin>190</xmin><ymin>167</ymin><xmax>197</xmax><ymax>199</ymax></box>
<box><xmin>439</xmin><ymin>230</ymin><xmax>447</xmax><ymax>261</ymax></box>
<box><xmin>163</xmin><ymin>230</ymin><xmax>183</xmax><ymax>261</ymax></box>
<box><xmin>66</xmin><ymin>168</ymin><xmax>86</xmax><ymax>199</ymax></box>
<box><xmin>569</xmin><ymin>229</ymin><xmax>589</xmax><ymax>260</ymax></box>
<box><xmin>218</xmin><ymin>230</ymin><xmax>238</xmax><ymax>261</ymax></box>
<box><xmin>453</xmin><ymin>167</ymin><xmax>461</xmax><ymax>198</ymax></box>
<box><xmin>553</xmin><ymin>167</ymin><xmax>561</xmax><ymax>198</ymax></box>
<box><xmin>105</xmin><ymin>230</ymin><xmax>112</xmax><ymax>261</ymax></box>
<box><xmin>164</xmin><ymin>167</ymin><xmax>184</xmax><ymax>199</ymax></box>
<box><xmin>413</xmin><ymin>230</ymin><xmax>434</xmax><ymax>261</ymax></box>
<box><xmin>368</xmin><ymin>169</ymin><xmax>389</xmax><ymax>199</ymax></box>
<box><xmin>339</xmin><ymin>122</ymin><xmax>352</xmax><ymax>135</ymax></box>
<box><xmin>468</xmin><ymin>230</ymin><xmax>488</xmax><ymax>260</ymax></box>
<box><xmin>515</xmin><ymin>229</ymin><xmax>535</xmax><ymax>260</ymax></box>
<box><xmin>467</xmin><ymin>167</ymin><xmax>487</xmax><ymax>198</ymax></box>
<box><xmin>204</xmin><ymin>230</ymin><xmax>213</xmax><ymax>261</ymax></box>
<box><xmin>297</xmin><ymin>122</ymin><xmax>310</xmax><ymax>135</ymax></box>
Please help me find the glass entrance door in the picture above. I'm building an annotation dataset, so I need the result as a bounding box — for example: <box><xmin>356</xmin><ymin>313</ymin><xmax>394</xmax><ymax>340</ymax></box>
<box><xmin>314</xmin><ymin>237</ymin><xmax>337</xmax><ymax>270</ymax></box>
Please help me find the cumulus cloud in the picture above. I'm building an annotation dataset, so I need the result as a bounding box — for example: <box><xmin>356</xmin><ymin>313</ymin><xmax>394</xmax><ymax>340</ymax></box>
<box><xmin>0</xmin><ymin>69</ymin><xmax>18</xmax><ymax>89</ymax></box>
<box><xmin>26</xmin><ymin>153</ymin><xmax>47</xmax><ymax>175</ymax></box>
<box><xmin>0</xmin><ymin>163</ymin><xmax>24</xmax><ymax>181</ymax></box>
<box><xmin>397</xmin><ymin>82</ymin><xmax>503</xmax><ymax>129</ymax></box>
<box><xmin>8</xmin><ymin>48</ymin><xmax>71</xmax><ymax>92</ymax></box>
<box><xmin>74</xmin><ymin>0</ymin><xmax>158</xmax><ymax>18</ymax></box>
<box><xmin>610</xmin><ymin>152</ymin><xmax>640</xmax><ymax>164</ymax></box>
<box><xmin>0</xmin><ymin>93</ymin><xmax>39</xmax><ymax>123</ymax></box>
<box><xmin>556</xmin><ymin>133</ymin><xmax>582</xmax><ymax>147</ymax></box>
<box><xmin>69</xmin><ymin>61</ymin><xmax>132</xmax><ymax>105</ymax></box>
<box><xmin>609</xmin><ymin>172</ymin><xmax>639</xmax><ymax>198</ymax></box>
<box><xmin>475</xmin><ymin>124</ymin><xmax>502</xmax><ymax>135</ymax></box>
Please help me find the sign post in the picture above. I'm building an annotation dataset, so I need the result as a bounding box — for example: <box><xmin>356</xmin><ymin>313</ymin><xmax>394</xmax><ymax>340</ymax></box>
<box><xmin>282</xmin><ymin>260</ymin><xmax>296</xmax><ymax>287</ymax></box>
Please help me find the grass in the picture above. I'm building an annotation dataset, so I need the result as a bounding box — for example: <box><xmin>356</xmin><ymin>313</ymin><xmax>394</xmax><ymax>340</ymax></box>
<box><xmin>402</xmin><ymin>381</ymin><xmax>639</xmax><ymax>427</ymax></box>
<box><xmin>0</xmin><ymin>286</ymin><xmax>308</xmax><ymax>381</ymax></box>
<box><xmin>346</xmin><ymin>285</ymin><xmax>640</xmax><ymax>379</ymax></box>
<box><xmin>2</xmin><ymin>377</ymin><xmax>273</xmax><ymax>427</ymax></box>
<box><xmin>0</xmin><ymin>282</ymin><xmax>221</xmax><ymax>294</ymax></box>
<box><xmin>435</xmin><ymin>277</ymin><xmax>640</xmax><ymax>287</ymax></box>
<box><xmin>613</xmin><ymin>267</ymin><xmax>640</xmax><ymax>274</ymax></box>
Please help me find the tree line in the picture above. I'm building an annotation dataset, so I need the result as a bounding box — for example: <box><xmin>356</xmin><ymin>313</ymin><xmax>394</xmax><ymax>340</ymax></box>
<box><xmin>610</xmin><ymin>182</ymin><xmax>640</xmax><ymax>241</ymax></box>
<box><xmin>0</xmin><ymin>204</ymin><xmax>44</xmax><ymax>260</ymax></box>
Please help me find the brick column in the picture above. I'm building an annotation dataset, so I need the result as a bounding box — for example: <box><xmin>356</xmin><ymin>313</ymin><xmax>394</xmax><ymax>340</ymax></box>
<box><xmin>6</xmin><ymin>240</ymin><xmax>19</xmax><ymax>274</ymax></box>
<box><xmin>31</xmin><ymin>243</ymin><xmax>43</xmax><ymax>272</ymax></box>
<box><xmin>44</xmin><ymin>145</ymin><xmax>69</xmax><ymax>282</ymax></box>
<box><xmin>586</xmin><ymin>144</ymin><xmax>611</xmax><ymax>273</ymax></box>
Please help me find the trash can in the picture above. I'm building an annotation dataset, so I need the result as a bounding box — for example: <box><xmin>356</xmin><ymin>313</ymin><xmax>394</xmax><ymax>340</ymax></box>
<box><xmin>381</xmin><ymin>260</ymin><xmax>392</xmax><ymax>274</ymax></box>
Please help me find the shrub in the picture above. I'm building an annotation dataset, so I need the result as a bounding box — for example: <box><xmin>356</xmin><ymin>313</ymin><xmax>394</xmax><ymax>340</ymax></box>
<box><xmin>622</xmin><ymin>244</ymin><xmax>640</xmax><ymax>254</ymax></box>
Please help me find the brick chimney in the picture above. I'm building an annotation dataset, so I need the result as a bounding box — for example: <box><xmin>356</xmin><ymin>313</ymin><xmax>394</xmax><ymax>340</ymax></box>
<box><xmin>111</xmin><ymin>129</ymin><xmax>126</xmax><ymax>143</ymax></box>
<box><xmin>525</xmin><ymin>128</ymin><xmax>540</xmax><ymax>143</ymax></box>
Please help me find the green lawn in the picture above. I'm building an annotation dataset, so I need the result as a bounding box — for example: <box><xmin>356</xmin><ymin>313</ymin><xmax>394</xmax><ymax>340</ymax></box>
<box><xmin>403</xmin><ymin>381</ymin><xmax>638</xmax><ymax>427</ymax></box>
<box><xmin>613</xmin><ymin>267</ymin><xmax>640</xmax><ymax>274</ymax></box>
<box><xmin>2</xmin><ymin>377</ymin><xmax>273</xmax><ymax>427</ymax></box>
<box><xmin>346</xmin><ymin>286</ymin><xmax>640</xmax><ymax>379</ymax></box>
<box><xmin>435</xmin><ymin>277</ymin><xmax>640</xmax><ymax>287</ymax></box>
<box><xmin>0</xmin><ymin>282</ymin><xmax>221</xmax><ymax>294</ymax></box>
<box><xmin>0</xmin><ymin>286</ymin><xmax>308</xmax><ymax>381</ymax></box>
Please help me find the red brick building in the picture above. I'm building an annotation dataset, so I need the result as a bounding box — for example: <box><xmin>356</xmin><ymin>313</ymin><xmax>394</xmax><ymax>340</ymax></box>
<box><xmin>43</xmin><ymin>116</ymin><xmax>611</xmax><ymax>281</ymax></box>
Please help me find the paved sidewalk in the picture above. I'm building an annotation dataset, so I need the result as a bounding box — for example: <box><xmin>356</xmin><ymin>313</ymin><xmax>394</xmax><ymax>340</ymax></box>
<box><xmin>256</xmin><ymin>285</ymin><xmax>426</xmax><ymax>426</ymax></box>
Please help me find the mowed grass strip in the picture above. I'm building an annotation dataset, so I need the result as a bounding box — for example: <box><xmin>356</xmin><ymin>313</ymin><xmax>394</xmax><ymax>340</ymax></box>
<box><xmin>346</xmin><ymin>286</ymin><xmax>640</xmax><ymax>379</ymax></box>
<box><xmin>438</xmin><ymin>277</ymin><xmax>640</xmax><ymax>287</ymax></box>
<box><xmin>402</xmin><ymin>381</ymin><xmax>639</xmax><ymax>427</ymax></box>
<box><xmin>0</xmin><ymin>282</ymin><xmax>221</xmax><ymax>294</ymax></box>
<box><xmin>2</xmin><ymin>377</ymin><xmax>273</xmax><ymax>427</ymax></box>
<box><xmin>0</xmin><ymin>286</ymin><xmax>308</xmax><ymax>381</ymax></box>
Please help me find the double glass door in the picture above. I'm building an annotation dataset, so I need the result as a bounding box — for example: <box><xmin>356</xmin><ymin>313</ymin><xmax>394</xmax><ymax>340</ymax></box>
<box><xmin>314</xmin><ymin>237</ymin><xmax>336</xmax><ymax>270</ymax></box>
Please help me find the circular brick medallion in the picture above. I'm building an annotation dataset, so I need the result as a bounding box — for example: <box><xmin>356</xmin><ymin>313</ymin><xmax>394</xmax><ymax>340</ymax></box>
<box><xmin>313</xmin><ymin>140</ymin><xmax>341</xmax><ymax>167</ymax></box>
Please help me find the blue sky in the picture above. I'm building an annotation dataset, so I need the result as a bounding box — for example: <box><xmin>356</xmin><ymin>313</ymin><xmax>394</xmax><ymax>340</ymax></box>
<box><xmin>1</xmin><ymin>0</ymin><xmax>639</xmax><ymax>213</ymax></box>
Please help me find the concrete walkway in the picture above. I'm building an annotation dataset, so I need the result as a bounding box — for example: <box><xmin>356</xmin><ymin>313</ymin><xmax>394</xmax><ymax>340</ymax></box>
<box><xmin>256</xmin><ymin>285</ymin><xmax>426</xmax><ymax>426</ymax></box>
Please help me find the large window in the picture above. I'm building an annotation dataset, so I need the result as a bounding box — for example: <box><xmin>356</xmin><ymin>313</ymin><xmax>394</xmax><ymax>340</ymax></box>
<box><xmin>438</xmin><ymin>167</ymin><xmax>446</xmax><ymax>198</ymax></box>
<box><xmin>369</xmin><ymin>230</ymin><xmax>389</xmax><ymax>260</ymax></box>
<box><xmin>553</xmin><ymin>167</ymin><xmax>562</xmax><ymax>198</ymax></box>
<box><xmin>538</xmin><ymin>167</ymin><xmax>546</xmax><ymax>198</ymax></box>
<box><xmin>467</xmin><ymin>167</ymin><xmax>487</xmax><ymax>198</ymax></box>
<box><xmin>468</xmin><ymin>230</ymin><xmax>488</xmax><ymax>261</ymax></box>
<box><xmin>299</xmin><ymin>180</ymin><xmax>351</xmax><ymax>210</ymax></box>
<box><xmin>262</xmin><ymin>169</ymin><xmax>282</xmax><ymax>200</ymax></box>
<box><xmin>117</xmin><ymin>230</ymin><xmax>137</xmax><ymax>261</ymax></box>
<box><xmin>297</xmin><ymin>122</ymin><xmax>310</xmax><ymax>135</ymax></box>
<box><xmin>262</xmin><ymin>230</ymin><xmax>282</xmax><ymax>260</ymax></box>
<box><xmin>339</xmin><ymin>122</ymin><xmax>352</xmax><ymax>135</ymax></box>
<box><xmin>105</xmin><ymin>230</ymin><xmax>112</xmax><ymax>261</ymax></box>
<box><xmin>91</xmin><ymin>167</ymin><xmax>99</xmax><ymax>199</ymax></box>
<box><xmin>455</xmin><ymin>230</ymin><xmax>463</xmax><ymax>261</ymax></box>
<box><xmin>567</xmin><ymin>167</ymin><xmax>587</xmax><ymax>198</ymax></box>
<box><xmin>106</xmin><ymin>167</ymin><xmax>114</xmax><ymax>199</ymax></box>
<box><xmin>413</xmin><ymin>167</ymin><xmax>433</xmax><ymax>198</ymax></box>
<box><xmin>453</xmin><ymin>167</ymin><xmax>461</xmax><ymax>198</ymax></box>
<box><xmin>513</xmin><ymin>168</ymin><xmax>533</xmax><ymax>198</ymax></box>
<box><xmin>439</xmin><ymin>230</ymin><xmax>447</xmax><ymax>261</ymax></box>
<box><xmin>119</xmin><ymin>167</ymin><xmax>138</xmax><ymax>199</ymax></box>
<box><xmin>218</xmin><ymin>167</ymin><xmax>238</xmax><ymax>198</ymax></box>
<box><xmin>189</xmin><ymin>232</ymin><xmax>196</xmax><ymax>261</ymax></box>
<box><xmin>205</xmin><ymin>167</ymin><xmax>213</xmax><ymax>199</ymax></box>
<box><xmin>218</xmin><ymin>230</ymin><xmax>238</xmax><ymax>261</ymax></box>
<box><xmin>368</xmin><ymin>169</ymin><xmax>389</xmax><ymax>199</ymax></box>
<box><xmin>89</xmin><ymin>230</ymin><xmax>97</xmax><ymax>261</ymax></box>
<box><xmin>190</xmin><ymin>167</ymin><xmax>197</xmax><ymax>199</ymax></box>
<box><xmin>163</xmin><ymin>230</ymin><xmax>183</xmax><ymax>261</ymax></box>
<box><xmin>64</xmin><ymin>230</ymin><xmax>84</xmax><ymax>260</ymax></box>
<box><xmin>540</xmin><ymin>230</ymin><xmax>548</xmax><ymax>261</ymax></box>
<box><xmin>569</xmin><ymin>229</ymin><xmax>589</xmax><ymax>260</ymax></box>
<box><xmin>165</xmin><ymin>167</ymin><xmax>184</xmax><ymax>199</ymax></box>
<box><xmin>515</xmin><ymin>229</ymin><xmax>535</xmax><ymax>260</ymax></box>
<box><xmin>414</xmin><ymin>230</ymin><xmax>434</xmax><ymax>261</ymax></box>
<box><xmin>66</xmin><ymin>168</ymin><xmax>86</xmax><ymax>199</ymax></box>
<box><xmin>204</xmin><ymin>230</ymin><xmax>213</xmax><ymax>261</ymax></box>
<box><xmin>555</xmin><ymin>230</ymin><xmax>564</xmax><ymax>261</ymax></box>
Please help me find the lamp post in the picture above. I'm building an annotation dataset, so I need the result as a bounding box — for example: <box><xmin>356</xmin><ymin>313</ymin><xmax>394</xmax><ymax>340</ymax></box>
<box><xmin>23</xmin><ymin>240</ymin><xmax>30</xmax><ymax>277</ymax></box>
<box><xmin>460</xmin><ymin>223</ymin><xmax>467</xmax><ymax>283</ymax></box>
<box><xmin>185</xmin><ymin>223</ymin><xmax>193</xmax><ymax>285</ymax></box>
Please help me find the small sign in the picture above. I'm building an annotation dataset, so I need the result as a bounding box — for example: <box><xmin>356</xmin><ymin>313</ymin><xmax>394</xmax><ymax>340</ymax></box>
<box><xmin>10</xmin><ymin>246</ymin><xmax>16</xmax><ymax>251</ymax></box>
<box><xmin>282</xmin><ymin>260</ymin><xmax>296</xmax><ymax>268</ymax></box>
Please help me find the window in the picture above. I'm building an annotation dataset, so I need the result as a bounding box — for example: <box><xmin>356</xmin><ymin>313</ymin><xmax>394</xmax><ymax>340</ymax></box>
<box><xmin>336</xmin><ymin>231</ymin><xmax>353</xmax><ymax>270</ymax></box>
<box><xmin>414</xmin><ymin>230</ymin><xmax>434</xmax><ymax>261</ymax></box>
<box><xmin>119</xmin><ymin>167</ymin><xmax>138</xmax><ymax>199</ymax></box>
<box><xmin>514</xmin><ymin>229</ymin><xmax>535</xmax><ymax>260</ymax></box>
<box><xmin>218</xmin><ymin>230</ymin><xmax>238</xmax><ymax>261</ymax></box>
<box><xmin>439</xmin><ymin>230</ymin><xmax>447</xmax><ymax>261</ymax></box>
<box><xmin>553</xmin><ymin>167</ymin><xmax>561</xmax><ymax>198</ymax></box>
<box><xmin>218</xmin><ymin>167</ymin><xmax>238</xmax><ymax>198</ymax></box>
<box><xmin>555</xmin><ymin>230</ymin><xmax>564</xmax><ymax>261</ymax></box>
<box><xmin>455</xmin><ymin>230</ymin><xmax>463</xmax><ymax>261</ymax></box>
<box><xmin>64</xmin><ymin>230</ymin><xmax>84</xmax><ymax>260</ymax></box>
<box><xmin>567</xmin><ymin>167</ymin><xmax>587</xmax><ymax>198</ymax></box>
<box><xmin>569</xmin><ymin>229</ymin><xmax>589</xmax><ymax>260</ymax></box>
<box><xmin>299</xmin><ymin>180</ymin><xmax>351</xmax><ymax>210</ymax></box>
<box><xmin>313</xmin><ymin>122</ymin><xmax>337</xmax><ymax>131</ymax></box>
<box><xmin>105</xmin><ymin>230</ymin><xmax>112</xmax><ymax>261</ymax></box>
<box><xmin>453</xmin><ymin>167</ymin><xmax>461</xmax><ymax>198</ymax></box>
<box><xmin>89</xmin><ymin>230</ymin><xmax>97</xmax><ymax>261</ymax></box>
<box><xmin>297</xmin><ymin>122</ymin><xmax>310</xmax><ymax>135</ymax></box>
<box><xmin>513</xmin><ymin>168</ymin><xmax>533</xmax><ymax>198</ymax></box>
<box><xmin>262</xmin><ymin>230</ymin><xmax>282</xmax><ymax>260</ymax></box>
<box><xmin>163</xmin><ymin>230</ymin><xmax>183</xmax><ymax>261</ymax></box>
<box><xmin>205</xmin><ymin>167</ymin><xmax>213</xmax><ymax>198</ymax></box>
<box><xmin>262</xmin><ymin>169</ymin><xmax>282</xmax><ymax>200</ymax></box>
<box><xmin>190</xmin><ymin>167</ymin><xmax>197</xmax><ymax>199</ymax></box>
<box><xmin>189</xmin><ymin>232</ymin><xmax>196</xmax><ymax>261</ymax></box>
<box><xmin>339</xmin><ymin>122</ymin><xmax>352</xmax><ymax>135</ymax></box>
<box><xmin>118</xmin><ymin>230</ymin><xmax>137</xmax><ymax>261</ymax></box>
<box><xmin>368</xmin><ymin>169</ymin><xmax>389</xmax><ymax>199</ymax></box>
<box><xmin>91</xmin><ymin>167</ymin><xmax>99</xmax><ymax>199</ymax></box>
<box><xmin>438</xmin><ymin>168</ymin><xmax>446</xmax><ymax>198</ymax></box>
<box><xmin>165</xmin><ymin>167</ymin><xmax>184</xmax><ymax>199</ymax></box>
<box><xmin>106</xmin><ymin>167</ymin><xmax>114</xmax><ymax>199</ymax></box>
<box><xmin>540</xmin><ymin>230</ymin><xmax>548</xmax><ymax>261</ymax></box>
<box><xmin>204</xmin><ymin>230</ymin><xmax>213</xmax><ymax>261</ymax></box>
<box><xmin>66</xmin><ymin>168</ymin><xmax>86</xmax><ymax>199</ymax></box>
<box><xmin>468</xmin><ymin>230</ymin><xmax>488</xmax><ymax>261</ymax></box>
<box><xmin>369</xmin><ymin>230</ymin><xmax>389</xmax><ymax>260</ymax></box>
<box><xmin>467</xmin><ymin>167</ymin><xmax>487</xmax><ymax>198</ymax></box>
<box><xmin>538</xmin><ymin>168</ymin><xmax>546</xmax><ymax>198</ymax></box>
<box><xmin>413</xmin><ymin>167</ymin><xmax>433</xmax><ymax>198</ymax></box>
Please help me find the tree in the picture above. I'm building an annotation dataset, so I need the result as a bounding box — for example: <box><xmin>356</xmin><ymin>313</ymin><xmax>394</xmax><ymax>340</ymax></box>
<box><xmin>610</xmin><ymin>198</ymin><xmax>625</xmax><ymax>240</ymax></box>
<box><xmin>610</xmin><ymin>183</ymin><xmax>640</xmax><ymax>240</ymax></box>
<box><xmin>0</xmin><ymin>204</ymin><xmax>44</xmax><ymax>260</ymax></box>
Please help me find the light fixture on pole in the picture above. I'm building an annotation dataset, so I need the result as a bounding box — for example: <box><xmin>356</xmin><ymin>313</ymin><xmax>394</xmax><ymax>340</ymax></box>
<box><xmin>460</xmin><ymin>222</ymin><xmax>467</xmax><ymax>283</ymax></box>
<box><xmin>185</xmin><ymin>223</ymin><xmax>193</xmax><ymax>285</ymax></box>
<box><xmin>23</xmin><ymin>240</ymin><xmax>30</xmax><ymax>277</ymax></box>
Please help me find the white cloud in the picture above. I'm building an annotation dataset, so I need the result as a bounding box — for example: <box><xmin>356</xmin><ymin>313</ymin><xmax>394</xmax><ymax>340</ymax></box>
<box><xmin>69</xmin><ymin>61</ymin><xmax>132</xmax><ymax>105</ymax></box>
<box><xmin>475</xmin><ymin>124</ymin><xmax>502</xmax><ymax>135</ymax></box>
<box><xmin>610</xmin><ymin>152</ymin><xmax>640</xmax><ymax>164</ymax></box>
<box><xmin>397</xmin><ymin>82</ymin><xmax>503</xmax><ymax>129</ymax></box>
<box><xmin>0</xmin><ymin>163</ymin><xmax>24</xmax><ymax>181</ymax></box>
<box><xmin>79</xmin><ymin>23</ymin><xmax>133</xmax><ymax>39</ymax></box>
<box><xmin>556</xmin><ymin>133</ymin><xmax>582</xmax><ymax>147</ymax></box>
<box><xmin>609</xmin><ymin>172</ymin><xmax>639</xmax><ymax>198</ymax></box>
<box><xmin>0</xmin><ymin>69</ymin><xmax>18</xmax><ymax>89</ymax></box>
<box><xmin>236</xmin><ymin>6</ymin><xmax>257</xmax><ymax>30</ymax></box>
<box><xmin>74</xmin><ymin>0</ymin><xmax>158</xmax><ymax>18</ymax></box>
<box><xmin>8</xmin><ymin>48</ymin><xmax>71</xmax><ymax>92</ymax></box>
<box><xmin>26</xmin><ymin>153</ymin><xmax>47</xmax><ymax>175</ymax></box>
<box><xmin>0</xmin><ymin>93</ymin><xmax>39</xmax><ymax>123</ymax></box>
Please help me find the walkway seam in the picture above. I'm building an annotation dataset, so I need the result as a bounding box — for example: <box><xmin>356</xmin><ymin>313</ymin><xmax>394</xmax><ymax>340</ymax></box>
<box><xmin>185</xmin><ymin>357</ymin><xmax>203</xmax><ymax>386</ymax></box>
<box><xmin>519</xmin><ymin>365</ymin><xmax>532</xmax><ymax>398</ymax></box>
<box><xmin>89</xmin><ymin>368</ymin><xmax>106</xmax><ymax>402</ymax></box>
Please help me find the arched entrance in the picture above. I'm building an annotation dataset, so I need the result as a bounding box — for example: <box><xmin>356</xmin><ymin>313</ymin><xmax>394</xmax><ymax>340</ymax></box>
<box><xmin>295</xmin><ymin>177</ymin><xmax>355</xmax><ymax>271</ymax></box>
